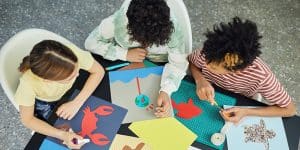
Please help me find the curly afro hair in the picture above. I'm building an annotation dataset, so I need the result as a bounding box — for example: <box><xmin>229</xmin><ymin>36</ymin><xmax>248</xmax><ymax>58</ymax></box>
<box><xmin>202</xmin><ymin>17</ymin><xmax>262</xmax><ymax>71</ymax></box>
<box><xmin>126</xmin><ymin>0</ymin><xmax>174</xmax><ymax>47</ymax></box>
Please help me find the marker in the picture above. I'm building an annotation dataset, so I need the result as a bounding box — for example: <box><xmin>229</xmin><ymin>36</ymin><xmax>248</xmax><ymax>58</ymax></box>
<box><xmin>105</xmin><ymin>62</ymin><xmax>130</xmax><ymax>71</ymax></box>
<box><xmin>72</xmin><ymin>138</ymin><xmax>90</xmax><ymax>145</ymax></box>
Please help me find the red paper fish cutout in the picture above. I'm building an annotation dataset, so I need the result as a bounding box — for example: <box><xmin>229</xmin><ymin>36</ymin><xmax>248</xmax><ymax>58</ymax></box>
<box><xmin>171</xmin><ymin>98</ymin><xmax>202</xmax><ymax>119</ymax></box>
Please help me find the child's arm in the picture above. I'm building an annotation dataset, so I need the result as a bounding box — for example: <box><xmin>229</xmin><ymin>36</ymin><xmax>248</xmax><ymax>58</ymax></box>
<box><xmin>155</xmin><ymin>23</ymin><xmax>189</xmax><ymax>117</ymax></box>
<box><xmin>155</xmin><ymin>55</ymin><xmax>189</xmax><ymax>118</ymax></box>
<box><xmin>19</xmin><ymin>105</ymin><xmax>84</xmax><ymax>149</ymax></box>
<box><xmin>246</xmin><ymin>103</ymin><xmax>296</xmax><ymax>117</ymax></box>
<box><xmin>221</xmin><ymin>71</ymin><xmax>296</xmax><ymax>123</ymax></box>
<box><xmin>221</xmin><ymin>102</ymin><xmax>296</xmax><ymax>124</ymax></box>
<box><xmin>84</xmin><ymin>14</ymin><xmax>147</xmax><ymax>62</ymax></box>
<box><xmin>73</xmin><ymin>60</ymin><xmax>104</xmax><ymax>103</ymax></box>
<box><xmin>190</xmin><ymin>62</ymin><xmax>208</xmax><ymax>85</ymax></box>
<box><xmin>189</xmin><ymin>60</ymin><xmax>215</xmax><ymax>104</ymax></box>
<box><xmin>159</xmin><ymin>53</ymin><xmax>188</xmax><ymax>97</ymax></box>
<box><xmin>245</xmin><ymin>70</ymin><xmax>297</xmax><ymax>117</ymax></box>
<box><xmin>56</xmin><ymin>61</ymin><xmax>104</xmax><ymax>120</ymax></box>
<box><xmin>84</xmin><ymin>14</ymin><xmax>128</xmax><ymax>61</ymax></box>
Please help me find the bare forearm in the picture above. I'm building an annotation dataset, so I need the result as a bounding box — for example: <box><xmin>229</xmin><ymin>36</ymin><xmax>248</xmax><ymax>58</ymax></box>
<box><xmin>244</xmin><ymin>103</ymin><xmax>296</xmax><ymax>117</ymax></box>
<box><xmin>74</xmin><ymin>72</ymin><xmax>103</xmax><ymax>104</ymax></box>
<box><xmin>22</xmin><ymin>117</ymin><xmax>65</xmax><ymax>140</ymax></box>
<box><xmin>74</xmin><ymin>62</ymin><xmax>104</xmax><ymax>104</ymax></box>
<box><xmin>189</xmin><ymin>63</ymin><xmax>206</xmax><ymax>84</ymax></box>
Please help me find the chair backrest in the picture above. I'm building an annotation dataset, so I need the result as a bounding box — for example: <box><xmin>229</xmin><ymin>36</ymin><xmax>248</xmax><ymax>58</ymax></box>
<box><xmin>121</xmin><ymin>0</ymin><xmax>193</xmax><ymax>53</ymax></box>
<box><xmin>0</xmin><ymin>28</ymin><xmax>77</xmax><ymax>111</ymax></box>
<box><xmin>166</xmin><ymin>0</ymin><xmax>193</xmax><ymax>53</ymax></box>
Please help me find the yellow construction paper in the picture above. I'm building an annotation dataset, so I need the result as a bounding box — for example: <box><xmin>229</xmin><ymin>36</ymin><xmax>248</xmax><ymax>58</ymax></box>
<box><xmin>109</xmin><ymin>134</ymin><xmax>151</xmax><ymax>150</ymax></box>
<box><xmin>129</xmin><ymin>117</ymin><xmax>197</xmax><ymax>150</ymax></box>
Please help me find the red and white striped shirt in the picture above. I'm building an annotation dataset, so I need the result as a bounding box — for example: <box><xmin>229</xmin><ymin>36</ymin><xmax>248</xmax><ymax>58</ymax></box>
<box><xmin>188</xmin><ymin>49</ymin><xmax>292</xmax><ymax>107</ymax></box>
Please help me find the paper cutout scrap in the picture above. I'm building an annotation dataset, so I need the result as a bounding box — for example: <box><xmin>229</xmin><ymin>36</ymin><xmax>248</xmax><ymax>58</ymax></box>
<box><xmin>109</xmin><ymin>134</ymin><xmax>151</xmax><ymax>150</ymax></box>
<box><xmin>128</xmin><ymin>117</ymin><xmax>197</xmax><ymax>150</ymax></box>
<box><xmin>119</xmin><ymin>62</ymin><xmax>145</xmax><ymax>71</ymax></box>
<box><xmin>188</xmin><ymin>146</ymin><xmax>202</xmax><ymax>150</ymax></box>
<box><xmin>171</xmin><ymin>98</ymin><xmax>202</xmax><ymax>119</ymax></box>
<box><xmin>123</xmin><ymin>142</ymin><xmax>145</xmax><ymax>150</ymax></box>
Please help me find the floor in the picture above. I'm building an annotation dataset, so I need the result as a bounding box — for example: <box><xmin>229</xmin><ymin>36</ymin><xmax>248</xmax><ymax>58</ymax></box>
<box><xmin>0</xmin><ymin>0</ymin><xmax>299</xmax><ymax>149</ymax></box>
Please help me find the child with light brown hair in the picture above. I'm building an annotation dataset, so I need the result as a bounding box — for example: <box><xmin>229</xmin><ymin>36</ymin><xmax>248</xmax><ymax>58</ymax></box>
<box><xmin>15</xmin><ymin>40</ymin><xmax>105</xmax><ymax>149</ymax></box>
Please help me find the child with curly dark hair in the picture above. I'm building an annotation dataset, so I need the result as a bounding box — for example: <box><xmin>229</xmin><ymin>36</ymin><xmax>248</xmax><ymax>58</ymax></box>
<box><xmin>189</xmin><ymin>17</ymin><xmax>296</xmax><ymax>123</ymax></box>
<box><xmin>85</xmin><ymin>0</ymin><xmax>189</xmax><ymax>118</ymax></box>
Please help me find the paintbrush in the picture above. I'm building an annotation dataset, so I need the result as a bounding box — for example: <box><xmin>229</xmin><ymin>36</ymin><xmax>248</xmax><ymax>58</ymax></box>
<box><xmin>211</xmin><ymin>100</ymin><xmax>223</xmax><ymax>110</ymax></box>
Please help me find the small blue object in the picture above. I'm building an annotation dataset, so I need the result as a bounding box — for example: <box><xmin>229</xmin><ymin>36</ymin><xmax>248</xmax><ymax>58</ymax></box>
<box><xmin>105</xmin><ymin>62</ymin><xmax>130</xmax><ymax>70</ymax></box>
<box><xmin>135</xmin><ymin>94</ymin><xmax>150</xmax><ymax>108</ymax></box>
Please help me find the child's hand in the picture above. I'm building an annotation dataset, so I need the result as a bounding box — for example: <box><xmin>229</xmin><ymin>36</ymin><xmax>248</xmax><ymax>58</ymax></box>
<box><xmin>126</xmin><ymin>48</ymin><xmax>147</xmax><ymax>62</ymax></box>
<box><xmin>155</xmin><ymin>91</ymin><xmax>171</xmax><ymax>118</ymax></box>
<box><xmin>196</xmin><ymin>78</ymin><xmax>215</xmax><ymax>104</ymax></box>
<box><xmin>62</xmin><ymin>129</ymin><xmax>84</xmax><ymax>149</ymax></box>
<box><xmin>220</xmin><ymin>107</ymin><xmax>247</xmax><ymax>124</ymax></box>
<box><xmin>56</xmin><ymin>101</ymin><xmax>81</xmax><ymax>120</ymax></box>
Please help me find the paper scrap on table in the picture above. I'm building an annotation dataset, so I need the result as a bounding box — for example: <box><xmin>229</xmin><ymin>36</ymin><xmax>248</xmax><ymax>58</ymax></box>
<box><xmin>109</xmin><ymin>134</ymin><xmax>151</xmax><ymax>150</ymax></box>
<box><xmin>188</xmin><ymin>146</ymin><xmax>202</xmax><ymax>150</ymax></box>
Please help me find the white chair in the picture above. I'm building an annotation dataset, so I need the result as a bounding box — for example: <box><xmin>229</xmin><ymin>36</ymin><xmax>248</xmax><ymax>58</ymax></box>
<box><xmin>0</xmin><ymin>28</ymin><xmax>80</xmax><ymax>111</ymax></box>
<box><xmin>121</xmin><ymin>0</ymin><xmax>193</xmax><ymax>53</ymax></box>
<box><xmin>166</xmin><ymin>0</ymin><xmax>193</xmax><ymax>53</ymax></box>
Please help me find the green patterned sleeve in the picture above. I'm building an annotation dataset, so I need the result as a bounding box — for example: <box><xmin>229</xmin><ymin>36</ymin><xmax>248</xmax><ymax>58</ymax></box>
<box><xmin>84</xmin><ymin>13</ymin><xmax>127</xmax><ymax>61</ymax></box>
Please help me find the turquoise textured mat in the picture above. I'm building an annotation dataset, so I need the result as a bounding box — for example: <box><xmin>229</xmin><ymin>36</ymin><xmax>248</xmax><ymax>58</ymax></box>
<box><xmin>171</xmin><ymin>81</ymin><xmax>237</xmax><ymax>150</ymax></box>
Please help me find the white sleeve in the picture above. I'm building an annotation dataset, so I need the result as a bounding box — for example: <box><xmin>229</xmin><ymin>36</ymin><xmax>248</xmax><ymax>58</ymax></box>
<box><xmin>160</xmin><ymin>52</ymin><xmax>189</xmax><ymax>96</ymax></box>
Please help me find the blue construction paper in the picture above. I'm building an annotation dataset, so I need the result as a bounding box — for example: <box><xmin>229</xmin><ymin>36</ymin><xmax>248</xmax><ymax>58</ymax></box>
<box><xmin>171</xmin><ymin>81</ymin><xmax>237</xmax><ymax>150</ymax></box>
<box><xmin>44</xmin><ymin>90</ymin><xmax>127</xmax><ymax>150</ymax></box>
<box><xmin>109</xmin><ymin>66</ymin><xmax>163</xmax><ymax>83</ymax></box>
<box><xmin>39</xmin><ymin>139</ymin><xmax>68</xmax><ymax>150</ymax></box>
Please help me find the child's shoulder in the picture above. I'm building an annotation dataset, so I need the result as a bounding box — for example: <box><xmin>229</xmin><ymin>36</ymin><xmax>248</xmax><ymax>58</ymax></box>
<box><xmin>244</xmin><ymin>57</ymin><xmax>272</xmax><ymax>77</ymax></box>
<box><xmin>20</xmin><ymin>70</ymin><xmax>42</xmax><ymax>83</ymax></box>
